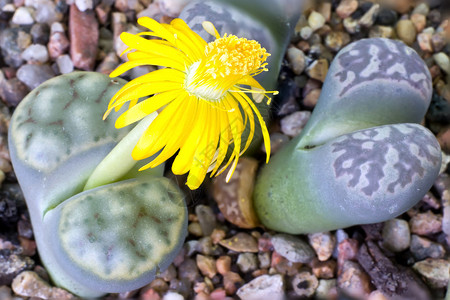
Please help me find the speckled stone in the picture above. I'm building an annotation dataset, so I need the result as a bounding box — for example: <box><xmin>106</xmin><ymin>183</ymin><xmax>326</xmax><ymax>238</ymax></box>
<box><xmin>308</xmin><ymin>232</ymin><xmax>336</xmax><ymax>261</ymax></box>
<box><xmin>237</xmin><ymin>253</ymin><xmax>258</xmax><ymax>273</ymax></box>
<box><xmin>271</xmin><ymin>234</ymin><xmax>315</xmax><ymax>263</ymax></box>
<box><xmin>412</xmin><ymin>258</ymin><xmax>450</xmax><ymax>289</ymax></box>
<box><xmin>219</xmin><ymin>233</ymin><xmax>258</xmax><ymax>253</ymax></box>
<box><xmin>409</xmin><ymin>211</ymin><xmax>442</xmax><ymax>235</ymax></box>
<box><xmin>410</xmin><ymin>235</ymin><xmax>445</xmax><ymax>260</ymax></box>
<box><xmin>292</xmin><ymin>272</ymin><xmax>319</xmax><ymax>297</ymax></box>
<box><xmin>237</xmin><ymin>274</ymin><xmax>285</xmax><ymax>300</ymax></box>
<box><xmin>12</xmin><ymin>271</ymin><xmax>76</xmax><ymax>299</ymax></box>
<box><xmin>337</xmin><ymin>261</ymin><xmax>371</xmax><ymax>299</ymax></box>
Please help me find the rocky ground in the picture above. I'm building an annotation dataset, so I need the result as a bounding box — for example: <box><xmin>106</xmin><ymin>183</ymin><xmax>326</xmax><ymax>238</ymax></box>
<box><xmin>0</xmin><ymin>0</ymin><xmax>450</xmax><ymax>299</ymax></box>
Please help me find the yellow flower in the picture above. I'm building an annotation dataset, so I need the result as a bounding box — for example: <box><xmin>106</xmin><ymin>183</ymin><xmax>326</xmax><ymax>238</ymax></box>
<box><xmin>105</xmin><ymin>17</ymin><xmax>276</xmax><ymax>190</ymax></box>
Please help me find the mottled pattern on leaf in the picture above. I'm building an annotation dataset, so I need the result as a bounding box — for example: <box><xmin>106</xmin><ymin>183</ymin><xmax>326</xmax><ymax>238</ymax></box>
<box><xmin>331</xmin><ymin>124</ymin><xmax>440</xmax><ymax>196</ymax></box>
<box><xmin>334</xmin><ymin>38</ymin><xmax>431</xmax><ymax>98</ymax></box>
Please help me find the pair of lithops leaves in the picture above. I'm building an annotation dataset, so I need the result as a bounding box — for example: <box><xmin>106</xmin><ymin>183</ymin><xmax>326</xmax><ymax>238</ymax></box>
<box><xmin>8</xmin><ymin>0</ymin><xmax>305</xmax><ymax>297</ymax></box>
<box><xmin>254</xmin><ymin>38</ymin><xmax>442</xmax><ymax>234</ymax></box>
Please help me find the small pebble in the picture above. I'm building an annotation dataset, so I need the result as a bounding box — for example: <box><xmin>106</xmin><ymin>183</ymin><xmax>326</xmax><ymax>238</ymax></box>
<box><xmin>369</xmin><ymin>25</ymin><xmax>394</xmax><ymax>38</ymax></box>
<box><xmin>409</xmin><ymin>211</ymin><xmax>443</xmax><ymax>235</ymax></box>
<box><xmin>178</xmin><ymin>258</ymin><xmax>200</xmax><ymax>282</ymax></box>
<box><xmin>196</xmin><ymin>255</ymin><xmax>216</xmax><ymax>279</ymax></box>
<box><xmin>286</xmin><ymin>47</ymin><xmax>306</xmax><ymax>75</ymax></box>
<box><xmin>47</xmin><ymin>31</ymin><xmax>70</xmax><ymax>60</ymax></box>
<box><xmin>56</xmin><ymin>55</ymin><xmax>74</xmax><ymax>74</ymax></box>
<box><xmin>308</xmin><ymin>11</ymin><xmax>326</xmax><ymax>31</ymax></box>
<box><xmin>216</xmin><ymin>256</ymin><xmax>231</xmax><ymax>275</ymax></box>
<box><xmin>410</xmin><ymin>13</ymin><xmax>426</xmax><ymax>33</ymax></box>
<box><xmin>410</xmin><ymin>234</ymin><xmax>446</xmax><ymax>260</ymax></box>
<box><xmin>311</xmin><ymin>259</ymin><xmax>336</xmax><ymax>279</ymax></box>
<box><xmin>358</xmin><ymin>3</ymin><xmax>380</xmax><ymax>27</ymax></box>
<box><xmin>315</xmin><ymin>279</ymin><xmax>337</xmax><ymax>300</ymax></box>
<box><xmin>237</xmin><ymin>253</ymin><xmax>258</xmax><ymax>273</ymax></box>
<box><xmin>270</xmin><ymin>251</ymin><xmax>302</xmax><ymax>276</ymax></box>
<box><xmin>271</xmin><ymin>233</ymin><xmax>315</xmax><ymax>263</ymax></box>
<box><xmin>336</xmin><ymin>0</ymin><xmax>358</xmax><ymax>19</ymax></box>
<box><xmin>11</xmin><ymin>7</ymin><xmax>34</xmax><ymax>25</ymax></box>
<box><xmin>412</xmin><ymin>258</ymin><xmax>450</xmax><ymax>289</ymax></box>
<box><xmin>16</xmin><ymin>64</ymin><xmax>55</xmax><ymax>90</ymax></box>
<box><xmin>431</xmin><ymin>33</ymin><xmax>446</xmax><ymax>52</ymax></box>
<box><xmin>300</xmin><ymin>26</ymin><xmax>313</xmax><ymax>40</ymax></box>
<box><xmin>195</xmin><ymin>205</ymin><xmax>216</xmax><ymax>237</ymax></box>
<box><xmin>337</xmin><ymin>238</ymin><xmax>359</xmax><ymax>270</ymax></box>
<box><xmin>219</xmin><ymin>232</ymin><xmax>258</xmax><ymax>253</ymax></box>
<box><xmin>337</xmin><ymin>261</ymin><xmax>371</xmax><ymax>299</ymax></box>
<box><xmin>163</xmin><ymin>292</ymin><xmax>184</xmax><ymax>300</ymax></box>
<box><xmin>280</xmin><ymin>111</ymin><xmax>311</xmax><ymax>137</ymax></box>
<box><xmin>412</xmin><ymin>2</ymin><xmax>430</xmax><ymax>16</ymax></box>
<box><xmin>21</xmin><ymin>44</ymin><xmax>49</xmax><ymax>63</ymax></box>
<box><xmin>375</xmin><ymin>8</ymin><xmax>398</xmax><ymax>26</ymax></box>
<box><xmin>213</xmin><ymin>158</ymin><xmax>260</xmax><ymax>229</ymax></box>
<box><xmin>258</xmin><ymin>252</ymin><xmax>271</xmax><ymax>269</ymax></box>
<box><xmin>75</xmin><ymin>0</ymin><xmax>94</xmax><ymax>11</ymax></box>
<box><xmin>324</xmin><ymin>31</ymin><xmax>350</xmax><ymax>52</ymax></box>
<box><xmin>368</xmin><ymin>290</ymin><xmax>388</xmax><ymax>300</ymax></box>
<box><xmin>292</xmin><ymin>271</ymin><xmax>318</xmax><ymax>297</ymax></box>
<box><xmin>306</xmin><ymin>59</ymin><xmax>328</xmax><ymax>82</ymax></box>
<box><xmin>434</xmin><ymin>52</ymin><xmax>450</xmax><ymax>75</ymax></box>
<box><xmin>381</xmin><ymin>218</ymin><xmax>411</xmax><ymax>252</ymax></box>
<box><xmin>303</xmin><ymin>88</ymin><xmax>321</xmax><ymax>108</ymax></box>
<box><xmin>417</xmin><ymin>32</ymin><xmax>433</xmax><ymax>52</ymax></box>
<box><xmin>30</xmin><ymin>23</ymin><xmax>50</xmax><ymax>45</ymax></box>
<box><xmin>12</xmin><ymin>271</ymin><xmax>75</xmax><ymax>299</ymax></box>
<box><xmin>223</xmin><ymin>272</ymin><xmax>244</xmax><ymax>295</ymax></box>
<box><xmin>396</xmin><ymin>19</ymin><xmax>417</xmax><ymax>45</ymax></box>
<box><xmin>236</xmin><ymin>274</ymin><xmax>285</xmax><ymax>300</ymax></box>
<box><xmin>0</xmin><ymin>78</ymin><xmax>29</xmax><ymax>107</ymax></box>
<box><xmin>343</xmin><ymin>17</ymin><xmax>360</xmax><ymax>34</ymax></box>
<box><xmin>308</xmin><ymin>232</ymin><xmax>336</xmax><ymax>261</ymax></box>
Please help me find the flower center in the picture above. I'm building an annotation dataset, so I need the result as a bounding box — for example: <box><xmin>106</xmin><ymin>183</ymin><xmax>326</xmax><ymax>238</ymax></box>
<box><xmin>184</xmin><ymin>35</ymin><xmax>269</xmax><ymax>101</ymax></box>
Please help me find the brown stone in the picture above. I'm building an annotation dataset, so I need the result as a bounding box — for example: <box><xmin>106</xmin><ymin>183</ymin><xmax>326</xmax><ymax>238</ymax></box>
<box><xmin>337</xmin><ymin>261</ymin><xmax>371</xmax><ymax>299</ymax></box>
<box><xmin>396</xmin><ymin>19</ymin><xmax>417</xmax><ymax>45</ymax></box>
<box><xmin>196</xmin><ymin>255</ymin><xmax>217</xmax><ymax>279</ymax></box>
<box><xmin>337</xmin><ymin>238</ymin><xmax>359</xmax><ymax>272</ymax></box>
<box><xmin>303</xmin><ymin>88</ymin><xmax>321</xmax><ymax>108</ymax></box>
<box><xmin>409</xmin><ymin>211</ymin><xmax>443</xmax><ymax>235</ymax></box>
<box><xmin>219</xmin><ymin>232</ymin><xmax>258</xmax><ymax>253</ymax></box>
<box><xmin>410</xmin><ymin>13</ymin><xmax>426</xmax><ymax>33</ymax></box>
<box><xmin>306</xmin><ymin>59</ymin><xmax>329</xmax><ymax>82</ymax></box>
<box><xmin>69</xmin><ymin>4</ymin><xmax>98</xmax><ymax>70</ymax></box>
<box><xmin>312</xmin><ymin>258</ymin><xmax>337</xmax><ymax>279</ymax></box>
<box><xmin>95</xmin><ymin>2</ymin><xmax>111</xmax><ymax>25</ymax></box>
<box><xmin>438</xmin><ymin>125</ymin><xmax>450</xmax><ymax>153</ymax></box>
<box><xmin>212</xmin><ymin>158</ymin><xmax>260</xmax><ymax>229</ymax></box>
<box><xmin>216</xmin><ymin>256</ymin><xmax>231</xmax><ymax>275</ymax></box>
<box><xmin>223</xmin><ymin>271</ymin><xmax>244</xmax><ymax>295</ymax></box>
<box><xmin>417</xmin><ymin>32</ymin><xmax>433</xmax><ymax>52</ymax></box>
<box><xmin>336</xmin><ymin>0</ymin><xmax>358</xmax><ymax>19</ymax></box>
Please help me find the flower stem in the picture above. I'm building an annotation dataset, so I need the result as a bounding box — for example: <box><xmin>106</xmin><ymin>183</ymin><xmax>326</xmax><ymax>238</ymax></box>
<box><xmin>83</xmin><ymin>113</ymin><xmax>158</xmax><ymax>191</ymax></box>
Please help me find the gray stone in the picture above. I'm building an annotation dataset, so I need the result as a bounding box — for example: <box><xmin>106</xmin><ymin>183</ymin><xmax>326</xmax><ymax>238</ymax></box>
<box><xmin>237</xmin><ymin>253</ymin><xmax>258</xmax><ymax>273</ymax></box>
<box><xmin>271</xmin><ymin>234</ymin><xmax>315</xmax><ymax>263</ymax></box>
<box><xmin>11</xmin><ymin>7</ymin><xmax>34</xmax><ymax>25</ymax></box>
<box><xmin>21</xmin><ymin>44</ymin><xmax>49</xmax><ymax>63</ymax></box>
<box><xmin>0</xmin><ymin>78</ymin><xmax>29</xmax><ymax>107</ymax></box>
<box><xmin>0</xmin><ymin>28</ymin><xmax>29</xmax><ymax>68</ymax></box>
<box><xmin>34</xmin><ymin>0</ymin><xmax>63</xmax><ymax>24</ymax></box>
<box><xmin>381</xmin><ymin>218</ymin><xmax>410</xmax><ymax>252</ymax></box>
<box><xmin>56</xmin><ymin>55</ymin><xmax>74</xmax><ymax>74</ymax></box>
<box><xmin>280</xmin><ymin>111</ymin><xmax>311</xmax><ymax>137</ymax></box>
<box><xmin>258</xmin><ymin>252</ymin><xmax>271</xmax><ymax>269</ymax></box>
<box><xmin>410</xmin><ymin>235</ymin><xmax>445</xmax><ymax>260</ymax></box>
<box><xmin>0</xmin><ymin>286</ymin><xmax>13</xmax><ymax>300</ymax></box>
<box><xmin>412</xmin><ymin>2</ymin><xmax>430</xmax><ymax>16</ymax></box>
<box><xmin>30</xmin><ymin>23</ymin><xmax>50</xmax><ymax>45</ymax></box>
<box><xmin>178</xmin><ymin>258</ymin><xmax>200</xmax><ymax>282</ymax></box>
<box><xmin>237</xmin><ymin>274</ymin><xmax>285</xmax><ymax>300</ymax></box>
<box><xmin>292</xmin><ymin>272</ymin><xmax>319</xmax><ymax>297</ymax></box>
<box><xmin>195</xmin><ymin>205</ymin><xmax>216</xmax><ymax>237</ymax></box>
<box><xmin>16</xmin><ymin>64</ymin><xmax>55</xmax><ymax>90</ymax></box>
<box><xmin>433</xmin><ymin>52</ymin><xmax>450</xmax><ymax>75</ymax></box>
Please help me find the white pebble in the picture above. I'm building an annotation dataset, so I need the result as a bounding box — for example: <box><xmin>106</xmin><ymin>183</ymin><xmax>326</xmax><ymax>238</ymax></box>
<box><xmin>21</xmin><ymin>44</ymin><xmax>49</xmax><ymax>63</ymax></box>
<box><xmin>434</xmin><ymin>52</ymin><xmax>450</xmax><ymax>75</ymax></box>
<box><xmin>12</xmin><ymin>7</ymin><xmax>35</xmax><ymax>25</ymax></box>
<box><xmin>308</xmin><ymin>11</ymin><xmax>325</xmax><ymax>31</ymax></box>
<box><xmin>50</xmin><ymin>22</ymin><xmax>65</xmax><ymax>34</ymax></box>
<box><xmin>75</xmin><ymin>0</ymin><xmax>93</xmax><ymax>11</ymax></box>
<box><xmin>162</xmin><ymin>292</ymin><xmax>184</xmax><ymax>300</ymax></box>
<box><xmin>56</xmin><ymin>55</ymin><xmax>74</xmax><ymax>74</ymax></box>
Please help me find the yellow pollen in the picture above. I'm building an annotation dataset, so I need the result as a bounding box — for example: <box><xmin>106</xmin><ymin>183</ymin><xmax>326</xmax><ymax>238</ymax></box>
<box><xmin>204</xmin><ymin>34</ymin><xmax>269</xmax><ymax>77</ymax></box>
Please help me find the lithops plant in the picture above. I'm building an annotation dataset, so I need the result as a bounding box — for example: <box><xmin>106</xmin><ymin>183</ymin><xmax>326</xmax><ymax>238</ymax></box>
<box><xmin>254</xmin><ymin>38</ymin><xmax>442</xmax><ymax>234</ymax></box>
<box><xmin>8</xmin><ymin>72</ymin><xmax>187</xmax><ymax>298</ymax></box>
